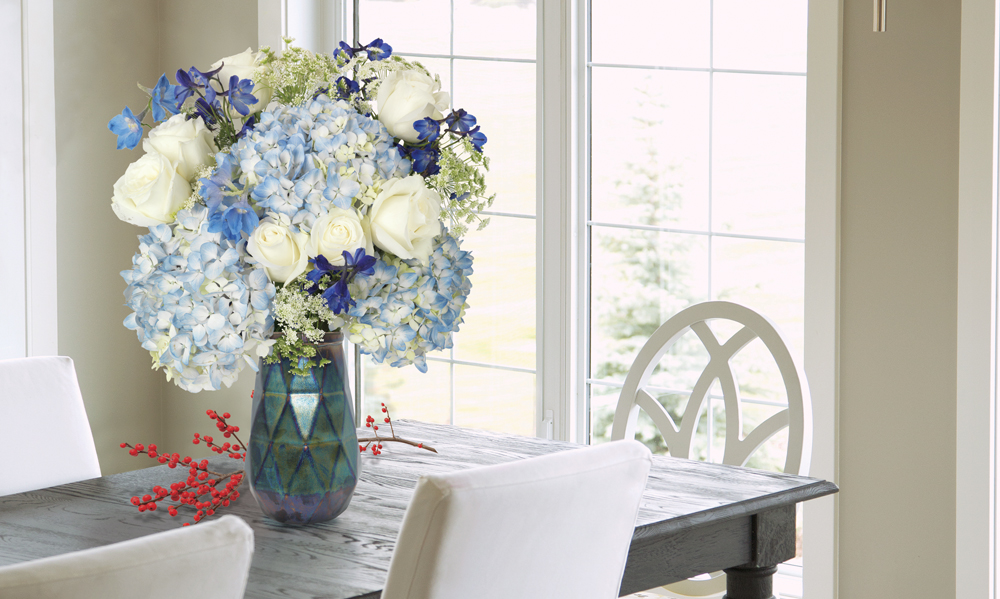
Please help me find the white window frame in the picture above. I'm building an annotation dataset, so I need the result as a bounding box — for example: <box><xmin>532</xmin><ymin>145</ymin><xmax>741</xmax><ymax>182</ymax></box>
<box><xmin>957</xmin><ymin>0</ymin><xmax>999</xmax><ymax>597</ymax></box>
<box><xmin>0</xmin><ymin>0</ymin><xmax>58</xmax><ymax>359</ymax></box>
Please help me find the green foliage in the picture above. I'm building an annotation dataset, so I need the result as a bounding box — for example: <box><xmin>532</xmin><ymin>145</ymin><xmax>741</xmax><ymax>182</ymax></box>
<box><xmin>259</xmin><ymin>41</ymin><xmax>341</xmax><ymax>107</ymax></box>
<box><xmin>430</xmin><ymin>138</ymin><xmax>494</xmax><ymax>237</ymax></box>
<box><xmin>266</xmin><ymin>277</ymin><xmax>341</xmax><ymax>374</ymax></box>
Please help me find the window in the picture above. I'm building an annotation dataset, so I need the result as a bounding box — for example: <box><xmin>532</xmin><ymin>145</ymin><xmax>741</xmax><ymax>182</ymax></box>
<box><xmin>299</xmin><ymin>0</ymin><xmax>825</xmax><ymax>594</ymax></box>
<box><xmin>349</xmin><ymin>0</ymin><xmax>539</xmax><ymax>437</ymax></box>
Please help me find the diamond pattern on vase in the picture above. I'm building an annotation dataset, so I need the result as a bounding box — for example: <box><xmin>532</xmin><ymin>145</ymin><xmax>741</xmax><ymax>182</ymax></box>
<box><xmin>247</xmin><ymin>333</ymin><xmax>360</xmax><ymax>525</ymax></box>
<box><xmin>287</xmin><ymin>446</ymin><xmax>324</xmax><ymax>496</ymax></box>
<box><xmin>290</xmin><ymin>393</ymin><xmax>319</xmax><ymax>439</ymax></box>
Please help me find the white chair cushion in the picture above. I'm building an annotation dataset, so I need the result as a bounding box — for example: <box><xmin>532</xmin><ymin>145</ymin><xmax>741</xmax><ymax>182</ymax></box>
<box><xmin>0</xmin><ymin>356</ymin><xmax>101</xmax><ymax>496</ymax></box>
<box><xmin>0</xmin><ymin>515</ymin><xmax>254</xmax><ymax>599</ymax></box>
<box><xmin>382</xmin><ymin>439</ymin><xmax>652</xmax><ymax>599</ymax></box>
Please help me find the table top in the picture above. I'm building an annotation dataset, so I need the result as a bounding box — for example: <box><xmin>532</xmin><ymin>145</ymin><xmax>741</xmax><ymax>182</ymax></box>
<box><xmin>0</xmin><ymin>420</ymin><xmax>837</xmax><ymax>598</ymax></box>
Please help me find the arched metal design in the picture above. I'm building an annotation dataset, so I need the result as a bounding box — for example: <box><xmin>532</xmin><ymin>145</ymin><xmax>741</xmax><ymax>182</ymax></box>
<box><xmin>611</xmin><ymin>301</ymin><xmax>813</xmax><ymax>598</ymax></box>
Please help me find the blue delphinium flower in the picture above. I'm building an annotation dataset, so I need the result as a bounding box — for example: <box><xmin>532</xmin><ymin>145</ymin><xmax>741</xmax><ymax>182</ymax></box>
<box><xmin>366</xmin><ymin>38</ymin><xmax>393</xmax><ymax>61</ymax></box>
<box><xmin>469</xmin><ymin>128</ymin><xmax>487</xmax><ymax>152</ymax></box>
<box><xmin>308</xmin><ymin>249</ymin><xmax>378</xmax><ymax>314</ymax></box>
<box><xmin>336</xmin><ymin>41</ymin><xmax>355</xmax><ymax>59</ymax></box>
<box><xmin>108</xmin><ymin>107</ymin><xmax>143</xmax><ymax>150</ymax></box>
<box><xmin>409</xmin><ymin>147</ymin><xmax>440</xmax><ymax>175</ymax></box>
<box><xmin>334</xmin><ymin>76</ymin><xmax>360</xmax><ymax>100</ymax></box>
<box><xmin>150</xmin><ymin>74</ymin><xmax>183</xmax><ymax>121</ymax></box>
<box><xmin>445</xmin><ymin>109</ymin><xmax>477</xmax><ymax>134</ymax></box>
<box><xmin>228</xmin><ymin>76</ymin><xmax>259</xmax><ymax>116</ymax></box>
<box><xmin>413</xmin><ymin>117</ymin><xmax>441</xmax><ymax>144</ymax></box>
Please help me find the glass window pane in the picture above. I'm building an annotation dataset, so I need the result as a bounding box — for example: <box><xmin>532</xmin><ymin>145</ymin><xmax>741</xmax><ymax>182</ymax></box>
<box><xmin>711</xmin><ymin>237</ymin><xmax>804</xmax><ymax>360</ymax></box>
<box><xmin>590</xmin><ymin>227</ymin><xmax>709</xmax><ymax>385</ymax></box>
<box><xmin>591</xmin><ymin>0</ymin><xmax>711</xmax><ymax>69</ymax></box>
<box><xmin>454</xmin><ymin>0</ymin><xmax>536</xmax><ymax>59</ymax></box>
<box><xmin>712</xmin><ymin>73</ymin><xmax>806</xmax><ymax>239</ymax></box>
<box><xmin>363</xmin><ymin>356</ymin><xmax>452</xmax><ymax>424</ymax></box>
<box><xmin>453</xmin><ymin>215</ymin><xmax>536</xmax><ymax>369</ymax></box>
<box><xmin>400</xmin><ymin>55</ymin><xmax>452</xmax><ymax>97</ymax></box>
<box><xmin>454</xmin><ymin>365</ymin><xmax>535</xmax><ymax>436</ymax></box>
<box><xmin>453</xmin><ymin>59</ymin><xmax>536</xmax><ymax>215</ymax></box>
<box><xmin>713</xmin><ymin>0</ymin><xmax>808</xmax><ymax>73</ymax></box>
<box><xmin>591</xmin><ymin>68</ymin><xmax>710</xmax><ymax>231</ymax></box>
<box><xmin>358</xmin><ymin>0</ymin><xmax>451</xmax><ymax>55</ymax></box>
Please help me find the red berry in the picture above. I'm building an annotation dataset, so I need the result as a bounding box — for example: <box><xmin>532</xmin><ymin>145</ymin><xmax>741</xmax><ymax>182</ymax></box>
<box><xmin>381</xmin><ymin>403</ymin><xmax>385</xmax><ymax>407</ymax></box>
<box><xmin>418</xmin><ymin>443</ymin><xmax>423</xmax><ymax>448</ymax></box>
<box><xmin>223</xmin><ymin>412</ymin><xmax>231</xmax><ymax>419</ymax></box>
<box><xmin>119</xmin><ymin>442</ymin><xmax>127</xmax><ymax>448</ymax></box>
<box><xmin>149</xmin><ymin>444</ymin><xmax>157</xmax><ymax>452</ymax></box>
<box><xmin>148</xmin><ymin>450</ymin><xmax>157</xmax><ymax>458</ymax></box>
<box><xmin>129</xmin><ymin>449</ymin><xmax>139</xmax><ymax>456</ymax></box>
<box><xmin>250</xmin><ymin>390</ymin><xmax>254</xmax><ymax>398</ymax></box>
<box><xmin>373</xmin><ymin>425</ymin><xmax>378</xmax><ymax>431</ymax></box>
<box><xmin>192</xmin><ymin>439</ymin><xmax>199</xmax><ymax>444</ymax></box>
<box><xmin>385</xmin><ymin>418</ymin><xmax>390</xmax><ymax>423</ymax></box>
<box><xmin>135</xmin><ymin>444</ymin><xmax>144</xmax><ymax>451</ymax></box>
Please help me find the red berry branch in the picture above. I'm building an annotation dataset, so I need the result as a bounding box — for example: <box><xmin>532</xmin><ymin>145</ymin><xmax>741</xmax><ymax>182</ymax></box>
<box><xmin>358</xmin><ymin>403</ymin><xmax>437</xmax><ymax>454</ymax></box>
<box><xmin>120</xmin><ymin>409</ymin><xmax>246</xmax><ymax>526</ymax></box>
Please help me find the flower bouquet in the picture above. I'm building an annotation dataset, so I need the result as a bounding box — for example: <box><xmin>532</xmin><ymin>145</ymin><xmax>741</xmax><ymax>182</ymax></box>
<box><xmin>109</xmin><ymin>40</ymin><xmax>492</xmax><ymax>393</ymax></box>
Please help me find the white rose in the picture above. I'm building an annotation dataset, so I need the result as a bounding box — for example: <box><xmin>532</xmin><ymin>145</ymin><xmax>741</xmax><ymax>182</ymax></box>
<box><xmin>142</xmin><ymin>114</ymin><xmax>218</xmax><ymax>181</ymax></box>
<box><xmin>368</xmin><ymin>176</ymin><xmax>443</xmax><ymax>264</ymax></box>
<box><xmin>308</xmin><ymin>208</ymin><xmax>373</xmax><ymax>265</ymax></box>
<box><xmin>247</xmin><ymin>221</ymin><xmax>309</xmax><ymax>284</ymax></box>
<box><xmin>111</xmin><ymin>151</ymin><xmax>191</xmax><ymax>227</ymax></box>
<box><xmin>375</xmin><ymin>70</ymin><xmax>450</xmax><ymax>144</ymax></box>
<box><xmin>212</xmin><ymin>48</ymin><xmax>272</xmax><ymax>114</ymax></box>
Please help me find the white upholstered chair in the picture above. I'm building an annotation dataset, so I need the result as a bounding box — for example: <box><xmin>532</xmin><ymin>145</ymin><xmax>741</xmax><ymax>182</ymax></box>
<box><xmin>0</xmin><ymin>514</ymin><xmax>254</xmax><ymax>599</ymax></box>
<box><xmin>381</xmin><ymin>439</ymin><xmax>653</xmax><ymax>599</ymax></box>
<box><xmin>0</xmin><ymin>356</ymin><xmax>102</xmax><ymax>496</ymax></box>
<box><xmin>611</xmin><ymin>301</ymin><xmax>812</xmax><ymax>597</ymax></box>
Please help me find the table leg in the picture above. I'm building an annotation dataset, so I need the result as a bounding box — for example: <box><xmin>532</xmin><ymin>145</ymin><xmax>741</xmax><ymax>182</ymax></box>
<box><xmin>723</xmin><ymin>564</ymin><xmax>778</xmax><ymax>599</ymax></box>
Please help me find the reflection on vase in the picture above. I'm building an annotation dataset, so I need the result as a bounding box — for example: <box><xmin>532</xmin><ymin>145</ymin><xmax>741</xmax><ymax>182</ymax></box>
<box><xmin>247</xmin><ymin>332</ymin><xmax>360</xmax><ymax>525</ymax></box>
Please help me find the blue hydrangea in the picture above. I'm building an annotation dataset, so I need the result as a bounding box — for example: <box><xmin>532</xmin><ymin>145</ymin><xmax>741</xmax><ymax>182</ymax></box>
<box><xmin>121</xmin><ymin>206</ymin><xmax>276</xmax><ymax>392</ymax></box>
<box><xmin>227</xmin><ymin>94</ymin><xmax>411</xmax><ymax>234</ymax></box>
<box><xmin>345</xmin><ymin>231</ymin><xmax>473</xmax><ymax>372</ymax></box>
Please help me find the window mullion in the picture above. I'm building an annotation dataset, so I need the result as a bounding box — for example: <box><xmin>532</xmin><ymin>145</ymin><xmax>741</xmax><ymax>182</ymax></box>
<box><xmin>537</xmin><ymin>0</ymin><xmax>580</xmax><ymax>441</ymax></box>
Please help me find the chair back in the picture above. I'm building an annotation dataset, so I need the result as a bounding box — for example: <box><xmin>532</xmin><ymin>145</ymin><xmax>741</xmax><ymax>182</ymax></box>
<box><xmin>382</xmin><ymin>440</ymin><xmax>652</xmax><ymax>599</ymax></box>
<box><xmin>0</xmin><ymin>515</ymin><xmax>254</xmax><ymax>599</ymax></box>
<box><xmin>0</xmin><ymin>356</ymin><xmax>101</xmax><ymax>496</ymax></box>
<box><xmin>611</xmin><ymin>301</ymin><xmax>812</xmax><ymax>475</ymax></box>
<box><xmin>610</xmin><ymin>302</ymin><xmax>812</xmax><ymax>598</ymax></box>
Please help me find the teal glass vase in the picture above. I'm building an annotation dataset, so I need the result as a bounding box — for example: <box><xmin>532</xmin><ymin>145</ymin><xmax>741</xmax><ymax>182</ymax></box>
<box><xmin>247</xmin><ymin>332</ymin><xmax>360</xmax><ymax>525</ymax></box>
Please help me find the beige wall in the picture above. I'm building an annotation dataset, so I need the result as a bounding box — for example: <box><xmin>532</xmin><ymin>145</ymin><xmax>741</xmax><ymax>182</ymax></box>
<box><xmin>839</xmin><ymin>0</ymin><xmax>959</xmax><ymax>596</ymax></box>
<box><xmin>53</xmin><ymin>0</ymin><xmax>257</xmax><ymax>474</ymax></box>
<box><xmin>54</xmin><ymin>0</ymin><xmax>164</xmax><ymax>475</ymax></box>
<box><xmin>156</xmin><ymin>0</ymin><xmax>259</xmax><ymax>458</ymax></box>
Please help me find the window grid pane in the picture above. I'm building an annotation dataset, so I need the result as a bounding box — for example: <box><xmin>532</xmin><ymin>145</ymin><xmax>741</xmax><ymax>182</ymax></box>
<box><xmin>358</xmin><ymin>1</ymin><xmax>537</xmax><ymax>436</ymax></box>
<box><xmin>586</xmin><ymin>1</ymin><xmax>806</xmax><ymax>573</ymax></box>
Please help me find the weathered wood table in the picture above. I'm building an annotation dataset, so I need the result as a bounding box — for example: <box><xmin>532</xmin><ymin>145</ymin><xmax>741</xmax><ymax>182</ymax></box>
<box><xmin>0</xmin><ymin>420</ymin><xmax>836</xmax><ymax>598</ymax></box>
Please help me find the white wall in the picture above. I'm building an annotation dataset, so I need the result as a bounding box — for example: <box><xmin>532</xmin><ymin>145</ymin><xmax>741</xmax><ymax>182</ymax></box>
<box><xmin>839</xmin><ymin>0</ymin><xmax>960</xmax><ymax>595</ymax></box>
